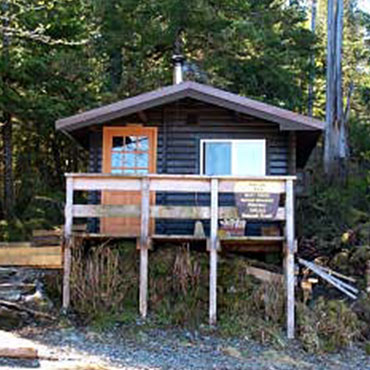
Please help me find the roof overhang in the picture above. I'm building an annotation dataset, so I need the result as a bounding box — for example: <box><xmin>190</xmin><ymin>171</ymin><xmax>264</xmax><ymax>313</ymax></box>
<box><xmin>56</xmin><ymin>81</ymin><xmax>324</xmax><ymax>133</ymax></box>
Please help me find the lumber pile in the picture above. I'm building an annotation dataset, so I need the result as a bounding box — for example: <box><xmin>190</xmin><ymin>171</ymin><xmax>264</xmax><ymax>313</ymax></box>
<box><xmin>0</xmin><ymin>244</ymin><xmax>62</xmax><ymax>269</ymax></box>
<box><xmin>0</xmin><ymin>225</ymin><xmax>84</xmax><ymax>269</ymax></box>
<box><xmin>298</xmin><ymin>258</ymin><xmax>358</xmax><ymax>299</ymax></box>
<box><xmin>0</xmin><ymin>347</ymin><xmax>38</xmax><ymax>360</ymax></box>
<box><xmin>32</xmin><ymin>229</ymin><xmax>61</xmax><ymax>247</ymax></box>
<box><xmin>245</xmin><ymin>266</ymin><xmax>283</xmax><ymax>284</ymax></box>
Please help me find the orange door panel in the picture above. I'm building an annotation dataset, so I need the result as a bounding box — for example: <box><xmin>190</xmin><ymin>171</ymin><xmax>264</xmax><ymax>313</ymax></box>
<box><xmin>101</xmin><ymin>126</ymin><xmax>157</xmax><ymax>236</ymax></box>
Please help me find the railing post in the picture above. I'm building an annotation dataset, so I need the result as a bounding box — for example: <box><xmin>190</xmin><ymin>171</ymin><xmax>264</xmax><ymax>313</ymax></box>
<box><xmin>63</xmin><ymin>176</ymin><xmax>73</xmax><ymax>311</ymax></box>
<box><xmin>285</xmin><ymin>179</ymin><xmax>295</xmax><ymax>339</ymax></box>
<box><xmin>209</xmin><ymin>178</ymin><xmax>219</xmax><ymax>325</ymax></box>
<box><xmin>140</xmin><ymin>177</ymin><xmax>150</xmax><ymax>318</ymax></box>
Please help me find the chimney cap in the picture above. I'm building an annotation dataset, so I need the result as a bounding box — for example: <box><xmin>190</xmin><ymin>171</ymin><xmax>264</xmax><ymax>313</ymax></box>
<box><xmin>171</xmin><ymin>54</ymin><xmax>185</xmax><ymax>64</ymax></box>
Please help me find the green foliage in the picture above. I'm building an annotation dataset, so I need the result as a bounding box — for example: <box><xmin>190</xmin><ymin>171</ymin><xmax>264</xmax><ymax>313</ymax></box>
<box><xmin>95</xmin><ymin>0</ymin><xmax>316</xmax><ymax>111</ymax></box>
<box><xmin>149</xmin><ymin>246</ymin><xmax>209</xmax><ymax>327</ymax></box>
<box><xmin>297</xmin><ymin>171</ymin><xmax>370</xmax><ymax>252</ymax></box>
<box><xmin>70</xmin><ymin>241</ymin><xmax>139</xmax><ymax>323</ymax></box>
<box><xmin>297</xmin><ymin>298</ymin><xmax>361</xmax><ymax>353</ymax></box>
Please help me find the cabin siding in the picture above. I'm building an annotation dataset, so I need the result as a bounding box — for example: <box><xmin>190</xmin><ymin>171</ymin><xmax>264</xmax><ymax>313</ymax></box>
<box><xmin>87</xmin><ymin>101</ymin><xmax>291</xmax><ymax>235</ymax></box>
<box><xmin>87</xmin><ymin>130</ymin><xmax>102</xmax><ymax>232</ymax></box>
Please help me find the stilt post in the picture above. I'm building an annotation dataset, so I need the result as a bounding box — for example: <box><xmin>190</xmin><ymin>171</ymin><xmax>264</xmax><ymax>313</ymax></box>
<box><xmin>285</xmin><ymin>179</ymin><xmax>295</xmax><ymax>339</ymax></box>
<box><xmin>63</xmin><ymin>176</ymin><xmax>73</xmax><ymax>311</ymax></box>
<box><xmin>209</xmin><ymin>178</ymin><xmax>219</xmax><ymax>325</ymax></box>
<box><xmin>139</xmin><ymin>177</ymin><xmax>150</xmax><ymax>318</ymax></box>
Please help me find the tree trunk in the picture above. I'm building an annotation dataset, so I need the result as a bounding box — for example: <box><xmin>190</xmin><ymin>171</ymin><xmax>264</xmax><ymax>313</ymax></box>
<box><xmin>308</xmin><ymin>0</ymin><xmax>317</xmax><ymax>117</ymax></box>
<box><xmin>324</xmin><ymin>0</ymin><xmax>335</xmax><ymax>175</ymax></box>
<box><xmin>324</xmin><ymin>0</ymin><xmax>348</xmax><ymax>179</ymax></box>
<box><xmin>2</xmin><ymin>114</ymin><xmax>13</xmax><ymax>220</ymax></box>
<box><xmin>1</xmin><ymin>0</ymin><xmax>14</xmax><ymax>219</ymax></box>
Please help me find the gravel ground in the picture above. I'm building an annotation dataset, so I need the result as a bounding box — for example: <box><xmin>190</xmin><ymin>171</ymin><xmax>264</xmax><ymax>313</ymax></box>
<box><xmin>0</xmin><ymin>324</ymin><xmax>370</xmax><ymax>370</ymax></box>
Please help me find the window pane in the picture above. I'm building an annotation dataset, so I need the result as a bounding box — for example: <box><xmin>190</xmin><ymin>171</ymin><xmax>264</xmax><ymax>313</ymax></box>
<box><xmin>138</xmin><ymin>136</ymin><xmax>149</xmax><ymax>151</ymax></box>
<box><xmin>124</xmin><ymin>153</ymin><xmax>136</xmax><ymax>168</ymax></box>
<box><xmin>125</xmin><ymin>136</ymin><xmax>137</xmax><ymax>151</ymax></box>
<box><xmin>233</xmin><ymin>141</ymin><xmax>265</xmax><ymax>176</ymax></box>
<box><xmin>204</xmin><ymin>142</ymin><xmax>231</xmax><ymax>175</ymax></box>
<box><xmin>111</xmin><ymin>152</ymin><xmax>123</xmax><ymax>168</ymax></box>
<box><xmin>112</xmin><ymin>137</ymin><xmax>124</xmax><ymax>151</ymax></box>
<box><xmin>137</xmin><ymin>153</ymin><xmax>148</xmax><ymax>168</ymax></box>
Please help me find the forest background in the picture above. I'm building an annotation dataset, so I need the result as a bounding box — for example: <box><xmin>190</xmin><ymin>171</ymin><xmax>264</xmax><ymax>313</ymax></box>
<box><xmin>0</xmin><ymin>0</ymin><xmax>369</xmax><ymax>253</ymax></box>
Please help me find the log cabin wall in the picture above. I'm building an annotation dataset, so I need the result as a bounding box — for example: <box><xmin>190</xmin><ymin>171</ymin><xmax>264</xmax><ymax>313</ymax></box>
<box><xmin>87</xmin><ymin>98</ymin><xmax>293</xmax><ymax>235</ymax></box>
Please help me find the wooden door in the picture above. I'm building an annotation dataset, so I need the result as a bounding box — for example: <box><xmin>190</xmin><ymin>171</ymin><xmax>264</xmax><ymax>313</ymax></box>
<box><xmin>101</xmin><ymin>126</ymin><xmax>157</xmax><ymax>235</ymax></box>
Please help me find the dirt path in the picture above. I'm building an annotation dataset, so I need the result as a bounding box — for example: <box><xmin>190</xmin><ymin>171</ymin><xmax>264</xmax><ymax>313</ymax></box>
<box><xmin>0</xmin><ymin>325</ymin><xmax>369</xmax><ymax>369</ymax></box>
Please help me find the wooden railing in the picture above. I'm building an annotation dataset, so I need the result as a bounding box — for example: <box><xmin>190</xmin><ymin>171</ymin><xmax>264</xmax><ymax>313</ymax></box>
<box><xmin>63</xmin><ymin>173</ymin><xmax>296</xmax><ymax>338</ymax></box>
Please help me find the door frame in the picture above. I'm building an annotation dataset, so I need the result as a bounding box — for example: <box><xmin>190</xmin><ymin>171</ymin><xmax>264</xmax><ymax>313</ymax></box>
<box><xmin>100</xmin><ymin>125</ymin><xmax>157</xmax><ymax>235</ymax></box>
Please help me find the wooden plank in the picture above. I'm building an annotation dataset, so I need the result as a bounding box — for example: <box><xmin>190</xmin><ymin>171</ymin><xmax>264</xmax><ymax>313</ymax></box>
<box><xmin>63</xmin><ymin>240</ymin><xmax>72</xmax><ymax>310</ymax></box>
<box><xmin>66</xmin><ymin>173</ymin><xmax>297</xmax><ymax>181</ymax></box>
<box><xmin>209</xmin><ymin>248</ymin><xmax>217</xmax><ymax>325</ymax></box>
<box><xmin>140</xmin><ymin>247</ymin><xmax>149</xmax><ymax>319</ymax></box>
<box><xmin>220</xmin><ymin>236</ymin><xmax>284</xmax><ymax>242</ymax></box>
<box><xmin>73</xmin><ymin>204</ymin><xmax>141</xmax><ymax>218</ymax></box>
<box><xmin>209</xmin><ymin>179</ymin><xmax>218</xmax><ymax>325</ymax></box>
<box><xmin>73</xmin><ymin>177</ymin><xmax>142</xmax><ymax>191</ymax></box>
<box><xmin>219</xmin><ymin>179</ymin><xmax>286</xmax><ymax>193</ymax></box>
<box><xmin>223</xmin><ymin>244</ymin><xmax>281</xmax><ymax>253</ymax></box>
<box><xmin>151</xmin><ymin>235</ymin><xmax>207</xmax><ymax>241</ymax></box>
<box><xmin>150</xmin><ymin>178</ymin><xmax>210</xmax><ymax>192</ymax></box>
<box><xmin>318</xmin><ymin>265</ymin><xmax>356</xmax><ymax>283</ymax></box>
<box><xmin>64</xmin><ymin>177</ymin><xmax>74</xmax><ymax>240</ymax></box>
<box><xmin>0</xmin><ymin>347</ymin><xmax>38</xmax><ymax>360</ymax></box>
<box><xmin>72</xmin><ymin>177</ymin><xmax>288</xmax><ymax>193</ymax></box>
<box><xmin>32</xmin><ymin>229</ymin><xmax>61</xmax><ymax>237</ymax></box>
<box><xmin>0</xmin><ymin>242</ymin><xmax>32</xmax><ymax>248</ymax></box>
<box><xmin>285</xmin><ymin>246</ymin><xmax>295</xmax><ymax>339</ymax></box>
<box><xmin>63</xmin><ymin>177</ymin><xmax>74</xmax><ymax>311</ymax></box>
<box><xmin>246</xmin><ymin>266</ymin><xmax>283</xmax><ymax>283</ymax></box>
<box><xmin>72</xmin><ymin>204</ymin><xmax>286</xmax><ymax>221</ymax></box>
<box><xmin>32</xmin><ymin>236</ymin><xmax>61</xmax><ymax>247</ymax></box>
<box><xmin>0</xmin><ymin>247</ymin><xmax>62</xmax><ymax>268</ymax></box>
<box><xmin>139</xmin><ymin>178</ymin><xmax>150</xmax><ymax>319</ymax></box>
<box><xmin>140</xmin><ymin>178</ymin><xmax>150</xmax><ymax>248</ymax></box>
<box><xmin>285</xmin><ymin>179</ymin><xmax>295</xmax><ymax>339</ymax></box>
<box><xmin>285</xmin><ymin>179</ymin><xmax>295</xmax><ymax>252</ymax></box>
<box><xmin>153</xmin><ymin>206</ymin><xmax>286</xmax><ymax>221</ymax></box>
<box><xmin>72</xmin><ymin>232</ymin><xmax>139</xmax><ymax>238</ymax></box>
<box><xmin>68</xmin><ymin>174</ymin><xmax>296</xmax><ymax>192</ymax></box>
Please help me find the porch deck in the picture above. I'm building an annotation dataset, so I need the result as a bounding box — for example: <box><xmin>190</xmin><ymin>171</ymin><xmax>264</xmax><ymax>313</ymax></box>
<box><xmin>63</xmin><ymin>173</ymin><xmax>296</xmax><ymax>338</ymax></box>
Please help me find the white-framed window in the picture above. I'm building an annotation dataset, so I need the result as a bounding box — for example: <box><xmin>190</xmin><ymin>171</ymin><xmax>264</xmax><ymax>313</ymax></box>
<box><xmin>200</xmin><ymin>139</ymin><xmax>266</xmax><ymax>176</ymax></box>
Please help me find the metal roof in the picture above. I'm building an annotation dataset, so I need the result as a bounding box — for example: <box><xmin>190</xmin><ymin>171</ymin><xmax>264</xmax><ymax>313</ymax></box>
<box><xmin>56</xmin><ymin>81</ymin><xmax>324</xmax><ymax>132</ymax></box>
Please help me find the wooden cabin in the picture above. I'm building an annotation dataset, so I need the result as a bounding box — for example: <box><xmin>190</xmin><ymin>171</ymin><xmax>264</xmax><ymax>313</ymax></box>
<box><xmin>56</xmin><ymin>76</ymin><xmax>324</xmax><ymax>338</ymax></box>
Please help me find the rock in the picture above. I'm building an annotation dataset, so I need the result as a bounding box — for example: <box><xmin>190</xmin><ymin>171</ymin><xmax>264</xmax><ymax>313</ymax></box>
<box><xmin>221</xmin><ymin>346</ymin><xmax>243</xmax><ymax>360</ymax></box>
<box><xmin>0</xmin><ymin>307</ymin><xmax>28</xmax><ymax>329</ymax></box>
<box><xmin>0</xmin><ymin>268</ymin><xmax>54</xmax><ymax>329</ymax></box>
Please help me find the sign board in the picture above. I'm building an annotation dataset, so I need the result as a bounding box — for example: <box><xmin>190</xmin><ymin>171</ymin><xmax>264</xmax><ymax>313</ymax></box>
<box><xmin>234</xmin><ymin>181</ymin><xmax>280</xmax><ymax>219</ymax></box>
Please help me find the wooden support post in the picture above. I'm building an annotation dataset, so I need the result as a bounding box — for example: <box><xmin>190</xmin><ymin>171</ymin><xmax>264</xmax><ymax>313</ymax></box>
<box><xmin>139</xmin><ymin>177</ymin><xmax>150</xmax><ymax>318</ymax></box>
<box><xmin>209</xmin><ymin>178</ymin><xmax>218</xmax><ymax>325</ymax></box>
<box><xmin>285</xmin><ymin>179</ymin><xmax>295</xmax><ymax>339</ymax></box>
<box><xmin>63</xmin><ymin>177</ymin><xmax>73</xmax><ymax>311</ymax></box>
